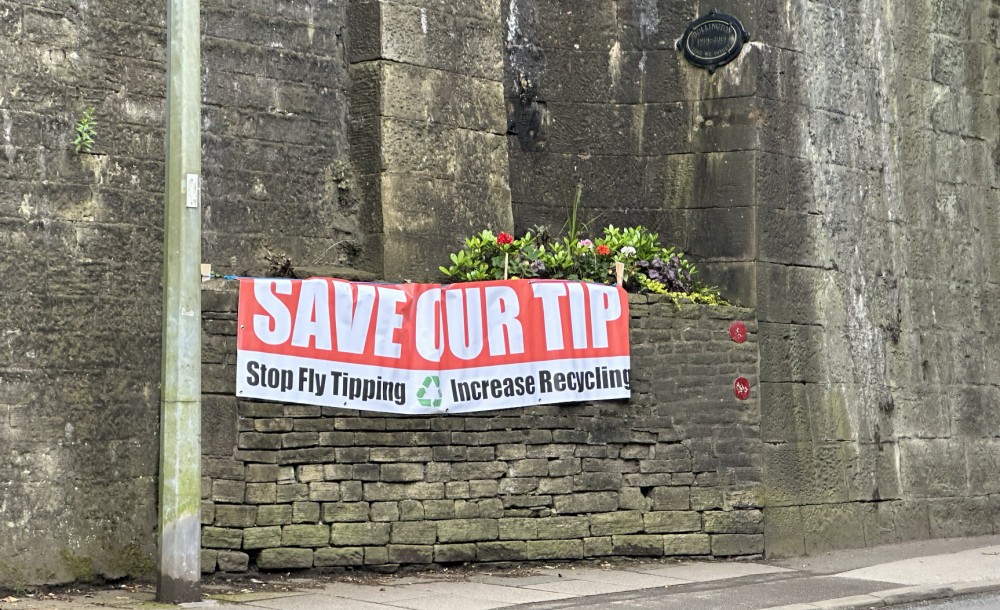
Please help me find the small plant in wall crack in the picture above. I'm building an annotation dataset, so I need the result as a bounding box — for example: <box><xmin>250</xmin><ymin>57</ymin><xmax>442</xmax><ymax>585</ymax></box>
<box><xmin>72</xmin><ymin>107</ymin><xmax>98</xmax><ymax>153</ymax></box>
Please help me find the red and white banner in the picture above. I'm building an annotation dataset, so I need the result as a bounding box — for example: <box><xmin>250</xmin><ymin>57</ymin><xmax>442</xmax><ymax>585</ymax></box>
<box><xmin>236</xmin><ymin>278</ymin><xmax>630</xmax><ymax>414</ymax></box>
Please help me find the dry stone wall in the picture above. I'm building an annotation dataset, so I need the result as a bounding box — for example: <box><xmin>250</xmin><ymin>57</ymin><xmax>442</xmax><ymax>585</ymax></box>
<box><xmin>200</xmin><ymin>283</ymin><xmax>761</xmax><ymax>572</ymax></box>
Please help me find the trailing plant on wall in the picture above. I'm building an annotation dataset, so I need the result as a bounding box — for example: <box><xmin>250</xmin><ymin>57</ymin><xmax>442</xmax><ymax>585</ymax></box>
<box><xmin>440</xmin><ymin>225</ymin><xmax>728</xmax><ymax>305</ymax></box>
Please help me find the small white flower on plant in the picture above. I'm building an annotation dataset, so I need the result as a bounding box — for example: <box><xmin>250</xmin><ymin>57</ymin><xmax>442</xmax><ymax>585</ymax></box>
<box><xmin>620</xmin><ymin>246</ymin><xmax>636</xmax><ymax>257</ymax></box>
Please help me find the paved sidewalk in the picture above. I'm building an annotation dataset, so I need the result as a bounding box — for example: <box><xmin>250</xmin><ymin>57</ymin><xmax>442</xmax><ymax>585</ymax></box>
<box><xmin>4</xmin><ymin>536</ymin><xmax>1000</xmax><ymax>609</ymax></box>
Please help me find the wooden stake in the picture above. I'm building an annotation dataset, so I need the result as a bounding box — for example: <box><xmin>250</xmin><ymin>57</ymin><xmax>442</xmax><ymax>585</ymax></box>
<box><xmin>504</xmin><ymin>252</ymin><xmax>510</xmax><ymax>280</ymax></box>
<box><xmin>615</xmin><ymin>262</ymin><xmax>625</xmax><ymax>286</ymax></box>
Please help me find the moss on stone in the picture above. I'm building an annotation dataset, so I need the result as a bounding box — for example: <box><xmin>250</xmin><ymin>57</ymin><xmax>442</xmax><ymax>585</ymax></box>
<box><xmin>58</xmin><ymin>550</ymin><xmax>96</xmax><ymax>582</ymax></box>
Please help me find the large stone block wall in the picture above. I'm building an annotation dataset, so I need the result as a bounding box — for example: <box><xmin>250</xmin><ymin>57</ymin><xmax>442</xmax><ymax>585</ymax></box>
<box><xmin>0</xmin><ymin>0</ymin><xmax>361</xmax><ymax>587</ymax></box>
<box><xmin>503</xmin><ymin>0</ymin><xmax>759</xmax><ymax>304</ymax></box>
<box><xmin>500</xmin><ymin>0</ymin><xmax>1000</xmax><ymax>558</ymax></box>
<box><xmin>347</xmin><ymin>0</ymin><xmax>513</xmax><ymax>281</ymax></box>
<box><xmin>751</xmin><ymin>0</ymin><xmax>1000</xmax><ymax>556</ymax></box>
<box><xmin>200</xmin><ymin>283</ymin><xmax>761</xmax><ymax>572</ymax></box>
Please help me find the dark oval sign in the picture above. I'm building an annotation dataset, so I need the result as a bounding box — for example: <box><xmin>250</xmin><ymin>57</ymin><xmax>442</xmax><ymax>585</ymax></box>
<box><xmin>678</xmin><ymin>10</ymin><xmax>750</xmax><ymax>73</ymax></box>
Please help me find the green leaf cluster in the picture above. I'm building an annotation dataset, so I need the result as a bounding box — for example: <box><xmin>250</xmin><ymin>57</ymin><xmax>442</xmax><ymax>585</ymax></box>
<box><xmin>73</xmin><ymin>107</ymin><xmax>98</xmax><ymax>153</ymax></box>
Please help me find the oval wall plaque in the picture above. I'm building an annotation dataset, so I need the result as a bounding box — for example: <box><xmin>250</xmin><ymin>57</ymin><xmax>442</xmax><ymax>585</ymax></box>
<box><xmin>677</xmin><ymin>9</ymin><xmax>750</xmax><ymax>73</ymax></box>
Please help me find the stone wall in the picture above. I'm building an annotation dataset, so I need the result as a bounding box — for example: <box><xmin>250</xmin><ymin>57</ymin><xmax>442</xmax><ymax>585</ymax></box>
<box><xmin>500</xmin><ymin>0</ymin><xmax>1000</xmax><ymax>557</ymax></box>
<box><xmin>347</xmin><ymin>0</ymin><xmax>513</xmax><ymax>281</ymax></box>
<box><xmin>0</xmin><ymin>0</ymin><xmax>359</xmax><ymax>586</ymax></box>
<box><xmin>503</xmin><ymin>0</ymin><xmax>758</xmax><ymax>303</ymax></box>
<box><xmin>6</xmin><ymin>0</ymin><xmax>1000</xmax><ymax>589</ymax></box>
<box><xmin>750</xmin><ymin>0</ymin><xmax>1000</xmax><ymax>557</ymax></box>
<box><xmin>200</xmin><ymin>283</ymin><xmax>761</xmax><ymax>572</ymax></box>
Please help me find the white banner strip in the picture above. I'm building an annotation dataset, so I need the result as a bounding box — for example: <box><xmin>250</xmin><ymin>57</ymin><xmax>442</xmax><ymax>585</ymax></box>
<box><xmin>237</xmin><ymin>350</ymin><xmax>630</xmax><ymax>415</ymax></box>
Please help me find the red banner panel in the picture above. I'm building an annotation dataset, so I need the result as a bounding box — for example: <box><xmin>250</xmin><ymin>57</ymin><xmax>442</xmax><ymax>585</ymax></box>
<box><xmin>237</xmin><ymin>278</ymin><xmax>631</xmax><ymax>414</ymax></box>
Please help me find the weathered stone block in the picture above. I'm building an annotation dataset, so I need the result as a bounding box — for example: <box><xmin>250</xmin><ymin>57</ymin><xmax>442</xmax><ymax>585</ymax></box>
<box><xmin>801</xmin><ymin>504</ymin><xmax>866</xmax><ymax>555</ymax></box>
<box><xmin>929</xmin><ymin>498</ymin><xmax>993</xmax><ymax>538</ymax></box>
<box><xmin>572</xmin><ymin>472</ymin><xmax>622</xmax><ymax>491</ymax></box>
<box><xmin>276</xmin><ymin>483</ymin><xmax>309</xmax><ymax>503</ymax></box>
<box><xmin>387</xmin><ymin>544</ymin><xmax>434</xmax><ymax>564</ymax></box>
<box><xmin>314</xmin><ymin>546</ymin><xmax>364</xmax><ymax>567</ymax></box>
<box><xmin>324</xmin><ymin>502</ymin><xmax>370</xmax><ymax>523</ymax></box>
<box><xmin>243</xmin><ymin>527</ymin><xmax>281</xmax><ymax>550</ymax></box>
<box><xmin>539</xmin><ymin>477</ymin><xmax>573</xmax><ymax>495</ymax></box>
<box><xmin>423</xmin><ymin>499</ymin><xmax>456</xmax><ymax>519</ymax></box>
<box><xmin>257</xmin><ymin>548</ymin><xmax>313</xmax><ymax>570</ymax></box>
<box><xmin>215</xmin><ymin>505</ymin><xmax>257</xmax><ymax>528</ymax></box>
<box><xmin>437</xmin><ymin>519</ymin><xmax>499</xmax><ymax>543</ymax></box>
<box><xmin>469</xmin><ymin>480</ymin><xmax>499</xmax><ymax>497</ymax></box>
<box><xmin>476</xmin><ymin>541</ymin><xmax>527</xmax><ymax>562</ymax></box>
<box><xmin>525</xmin><ymin>539</ymin><xmax>583</xmax><ymax>560</ymax></box>
<box><xmin>309</xmin><ymin>482</ymin><xmax>341</xmax><ymax>502</ymax></box>
<box><xmin>663</xmin><ymin>534</ymin><xmax>711</xmax><ymax>556</ymax></box>
<box><xmin>246</xmin><ymin>483</ymin><xmax>278</xmax><ymax>505</ymax></box>
<box><xmin>255</xmin><ymin>418</ymin><xmax>293</xmax><ymax>433</ymax></box>
<box><xmin>479</xmin><ymin>498</ymin><xmax>504</xmax><ymax>518</ymax></box>
<box><xmin>589</xmin><ymin>511</ymin><xmax>643</xmax><ymax>536</ymax></box>
<box><xmin>371</xmin><ymin>502</ymin><xmax>401</xmax><ymax>521</ymax></box>
<box><xmin>331</xmin><ymin>522</ymin><xmax>391</xmax><ymax>546</ymax></box>
<box><xmin>643</xmin><ymin>511</ymin><xmax>701</xmax><ymax>534</ymax></box>
<box><xmin>217</xmin><ymin>551</ymin><xmax>250</xmax><ymax>572</ymax></box>
<box><xmin>247</xmin><ymin>464</ymin><xmax>282</xmax><ymax>483</ymax></box>
<box><xmin>498</xmin><ymin>517</ymin><xmax>539</xmax><ymax>540</ymax></box>
<box><xmin>364</xmin><ymin>546</ymin><xmax>389</xmax><ymax>565</ymax></box>
<box><xmin>584</xmin><ymin>536</ymin><xmax>613</xmax><ymax>556</ymax></box>
<box><xmin>292</xmin><ymin>501</ymin><xmax>320</xmax><ymax>524</ymax></box>
<box><xmin>499</xmin><ymin>478</ymin><xmax>540</xmax><ymax>495</ymax></box>
<box><xmin>536</xmin><ymin>516</ymin><xmax>589</xmax><ymax>539</ymax></box>
<box><xmin>612</xmin><ymin>535</ymin><xmax>663</xmax><ymax>556</ymax></box>
<box><xmin>296</xmin><ymin>464</ymin><xmax>325</xmax><ymax>482</ymax></box>
<box><xmin>703</xmin><ymin>510</ymin><xmax>764</xmax><ymax>534</ymax></box>
<box><xmin>202</xmin><ymin>501</ymin><xmax>215</xmax><ymax>525</ymax></box>
<box><xmin>201</xmin><ymin>550</ymin><xmax>218</xmax><ymax>574</ymax></box>
<box><xmin>203</xmin><ymin>395</ymin><xmax>238</xmax><ymax>456</ymax></box>
<box><xmin>650</xmin><ymin>487</ymin><xmax>690</xmax><ymax>511</ymax></box>
<box><xmin>454</xmin><ymin>500</ymin><xmax>482</xmax><ymax>519</ymax></box>
<box><xmin>711</xmin><ymin>534</ymin><xmax>764</xmax><ymax>557</ymax></box>
<box><xmin>434</xmin><ymin>543</ymin><xmax>477</xmax><ymax>563</ymax></box>
<box><xmin>341</xmin><ymin>481</ymin><xmax>364</xmax><ymax>502</ymax></box>
<box><xmin>553</xmin><ymin>492</ymin><xmax>619</xmax><ymax>514</ymax></box>
<box><xmin>400</xmin><ymin>500</ymin><xmax>424</xmax><ymax>521</ymax></box>
<box><xmin>381</xmin><ymin>463</ymin><xmax>425</xmax><ymax>482</ymax></box>
<box><xmin>203</xmin><ymin>527</ymin><xmax>243</xmax><ymax>549</ymax></box>
<box><xmin>762</xmin><ymin>506</ymin><xmax>805</xmax><ymax>558</ymax></box>
<box><xmin>282</xmin><ymin>524</ymin><xmax>331</xmax><ymax>547</ymax></box>
<box><xmin>212</xmin><ymin>480</ymin><xmax>246</xmax><ymax>504</ymax></box>
<box><xmin>391</xmin><ymin>521</ymin><xmax>437</xmax><ymax>545</ymax></box>
<box><xmin>548</xmin><ymin>459</ymin><xmax>582</xmax><ymax>477</ymax></box>
<box><xmin>257</xmin><ymin>504</ymin><xmax>293</xmax><ymax>526</ymax></box>
<box><xmin>364</xmin><ymin>482</ymin><xmax>445</xmax><ymax>501</ymax></box>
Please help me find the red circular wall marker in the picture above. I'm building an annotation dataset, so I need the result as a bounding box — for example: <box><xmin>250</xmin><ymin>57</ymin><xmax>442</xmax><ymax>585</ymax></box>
<box><xmin>734</xmin><ymin>377</ymin><xmax>751</xmax><ymax>400</ymax></box>
<box><xmin>729</xmin><ymin>321</ymin><xmax>747</xmax><ymax>343</ymax></box>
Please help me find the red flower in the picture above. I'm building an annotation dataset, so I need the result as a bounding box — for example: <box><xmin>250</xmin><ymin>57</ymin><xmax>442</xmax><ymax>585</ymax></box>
<box><xmin>497</xmin><ymin>232</ymin><xmax>514</xmax><ymax>245</ymax></box>
<box><xmin>596</xmin><ymin>244</ymin><xmax>610</xmax><ymax>255</ymax></box>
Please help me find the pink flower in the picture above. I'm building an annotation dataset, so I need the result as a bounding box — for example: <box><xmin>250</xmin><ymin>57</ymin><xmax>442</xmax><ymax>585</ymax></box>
<box><xmin>596</xmin><ymin>244</ymin><xmax>610</xmax><ymax>255</ymax></box>
<box><xmin>579</xmin><ymin>239</ymin><xmax>593</xmax><ymax>248</ymax></box>
<box><xmin>496</xmin><ymin>232</ymin><xmax>514</xmax><ymax>245</ymax></box>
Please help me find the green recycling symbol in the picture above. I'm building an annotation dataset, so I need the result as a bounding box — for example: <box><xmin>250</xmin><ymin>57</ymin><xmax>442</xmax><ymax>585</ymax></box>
<box><xmin>416</xmin><ymin>375</ymin><xmax>443</xmax><ymax>407</ymax></box>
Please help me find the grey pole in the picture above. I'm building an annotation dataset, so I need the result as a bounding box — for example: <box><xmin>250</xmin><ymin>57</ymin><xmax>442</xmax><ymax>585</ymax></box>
<box><xmin>157</xmin><ymin>0</ymin><xmax>202</xmax><ymax>600</ymax></box>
